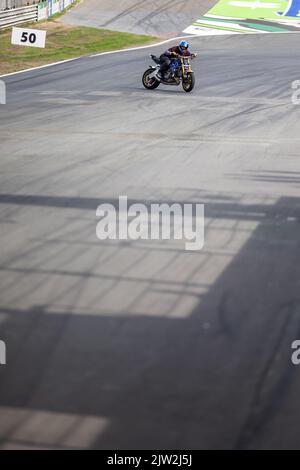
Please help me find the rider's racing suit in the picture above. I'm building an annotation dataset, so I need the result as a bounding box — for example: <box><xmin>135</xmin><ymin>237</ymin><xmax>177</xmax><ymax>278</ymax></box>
<box><xmin>159</xmin><ymin>46</ymin><xmax>192</xmax><ymax>77</ymax></box>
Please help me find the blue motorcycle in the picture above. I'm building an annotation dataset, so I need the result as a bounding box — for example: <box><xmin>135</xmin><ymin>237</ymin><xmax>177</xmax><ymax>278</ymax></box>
<box><xmin>142</xmin><ymin>53</ymin><xmax>197</xmax><ymax>93</ymax></box>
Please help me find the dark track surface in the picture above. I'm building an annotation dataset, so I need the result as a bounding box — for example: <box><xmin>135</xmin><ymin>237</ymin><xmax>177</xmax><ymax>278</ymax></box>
<box><xmin>61</xmin><ymin>0</ymin><xmax>214</xmax><ymax>36</ymax></box>
<box><xmin>1</xmin><ymin>33</ymin><xmax>300</xmax><ymax>449</ymax></box>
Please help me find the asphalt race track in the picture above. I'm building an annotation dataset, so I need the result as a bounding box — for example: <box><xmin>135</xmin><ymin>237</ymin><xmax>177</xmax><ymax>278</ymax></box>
<box><xmin>1</xmin><ymin>32</ymin><xmax>300</xmax><ymax>449</ymax></box>
<box><xmin>61</xmin><ymin>0</ymin><xmax>215</xmax><ymax>36</ymax></box>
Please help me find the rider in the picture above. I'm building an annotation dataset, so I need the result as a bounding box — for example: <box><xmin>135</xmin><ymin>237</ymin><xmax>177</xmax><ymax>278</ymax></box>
<box><xmin>157</xmin><ymin>40</ymin><xmax>192</xmax><ymax>80</ymax></box>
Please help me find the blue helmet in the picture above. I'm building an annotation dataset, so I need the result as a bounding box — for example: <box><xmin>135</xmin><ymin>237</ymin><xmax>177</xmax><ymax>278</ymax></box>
<box><xmin>179</xmin><ymin>40</ymin><xmax>189</xmax><ymax>51</ymax></box>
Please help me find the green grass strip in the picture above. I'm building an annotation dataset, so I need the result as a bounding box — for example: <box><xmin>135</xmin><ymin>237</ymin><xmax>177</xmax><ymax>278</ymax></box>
<box><xmin>0</xmin><ymin>23</ymin><xmax>158</xmax><ymax>74</ymax></box>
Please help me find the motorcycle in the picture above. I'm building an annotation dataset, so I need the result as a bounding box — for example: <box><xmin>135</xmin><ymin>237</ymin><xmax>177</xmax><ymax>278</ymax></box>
<box><xmin>142</xmin><ymin>53</ymin><xmax>197</xmax><ymax>93</ymax></box>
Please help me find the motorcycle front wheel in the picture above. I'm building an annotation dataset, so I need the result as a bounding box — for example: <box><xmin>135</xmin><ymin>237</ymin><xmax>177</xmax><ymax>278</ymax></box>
<box><xmin>142</xmin><ymin>69</ymin><xmax>160</xmax><ymax>90</ymax></box>
<box><xmin>182</xmin><ymin>73</ymin><xmax>195</xmax><ymax>93</ymax></box>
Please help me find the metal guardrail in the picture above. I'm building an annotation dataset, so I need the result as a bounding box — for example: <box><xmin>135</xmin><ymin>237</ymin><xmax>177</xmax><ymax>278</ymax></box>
<box><xmin>0</xmin><ymin>4</ymin><xmax>38</xmax><ymax>29</ymax></box>
<box><xmin>0</xmin><ymin>1</ymin><xmax>76</xmax><ymax>28</ymax></box>
<box><xmin>0</xmin><ymin>0</ymin><xmax>39</xmax><ymax>10</ymax></box>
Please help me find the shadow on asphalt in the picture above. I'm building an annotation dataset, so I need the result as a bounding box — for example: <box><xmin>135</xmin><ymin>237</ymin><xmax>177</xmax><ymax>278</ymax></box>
<box><xmin>0</xmin><ymin>190</ymin><xmax>300</xmax><ymax>449</ymax></box>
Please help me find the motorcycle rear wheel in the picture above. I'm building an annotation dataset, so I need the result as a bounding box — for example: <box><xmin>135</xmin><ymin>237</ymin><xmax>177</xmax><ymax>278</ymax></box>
<box><xmin>182</xmin><ymin>73</ymin><xmax>195</xmax><ymax>93</ymax></box>
<box><xmin>142</xmin><ymin>69</ymin><xmax>160</xmax><ymax>90</ymax></box>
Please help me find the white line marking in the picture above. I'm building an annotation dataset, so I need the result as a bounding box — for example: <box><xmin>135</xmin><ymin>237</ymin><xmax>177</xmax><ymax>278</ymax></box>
<box><xmin>229</xmin><ymin>0</ymin><xmax>281</xmax><ymax>8</ymax></box>
<box><xmin>89</xmin><ymin>35</ymin><xmax>195</xmax><ymax>57</ymax></box>
<box><xmin>0</xmin><ymin>57</ymin><xmax>82</xmax><ymax>79</ymax></box>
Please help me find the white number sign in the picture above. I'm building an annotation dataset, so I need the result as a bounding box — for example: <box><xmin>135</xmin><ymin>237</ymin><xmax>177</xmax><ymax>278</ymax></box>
<box><xmin>11</xmin><ymin>27</ymin><xmax>47</xmax><ymax>49</ymax></box>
